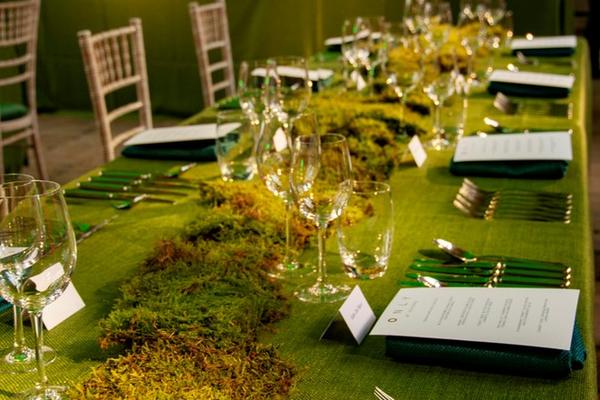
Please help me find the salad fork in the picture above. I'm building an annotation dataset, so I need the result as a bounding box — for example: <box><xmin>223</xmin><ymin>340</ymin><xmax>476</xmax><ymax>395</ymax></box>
<box><xmin>374</xmin><ymin>386</ymin><xmax>396</xmax><ymax>400</ymax></box>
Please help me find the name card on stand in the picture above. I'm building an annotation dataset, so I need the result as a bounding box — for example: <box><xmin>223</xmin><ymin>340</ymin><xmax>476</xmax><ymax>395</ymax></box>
<box><xmin>408</xmin><ymin>135</ymin><xmax>427</xmax><ymax>167</ymax></box>
<box><xmin>321</xmin><ymin>286</ymin><xmax>375</xmax><ymax>345</ymax></box>
<box><xmin>29</xmin><ymin>263</ymin><xmax>85</xmax><ymax>330</ymax></box>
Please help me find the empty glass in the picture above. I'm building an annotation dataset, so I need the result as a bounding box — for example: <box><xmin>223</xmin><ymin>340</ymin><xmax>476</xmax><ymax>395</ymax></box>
<box><xmin>215</xmin><ymin>110</ymin><xmax>258</xmax><ymax>181</ymax></box>
<box><xmin>337</xmin><ymin>181</ymin><xmax>393</xmax><ymax>280</ymax></box>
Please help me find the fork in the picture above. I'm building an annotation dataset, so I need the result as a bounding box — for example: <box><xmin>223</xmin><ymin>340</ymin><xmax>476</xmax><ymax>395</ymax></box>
<box><xmin>374</xmin><ymin>386</ymin><xmax>395</xmax><ymax>400</ymax></box>
<box><xmin>462</xmin><ymin>178</ymin><xmax>572</xmax><ymax>202</ymax></box>
<box><xmin>454</xmin><ymin>192</ymin><xmax>571</xmax><ymax>223</ymax></box>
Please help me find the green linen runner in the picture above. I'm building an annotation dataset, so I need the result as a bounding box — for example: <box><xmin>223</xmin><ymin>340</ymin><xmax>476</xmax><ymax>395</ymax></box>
<box><xmin>0</xmin><ymin>40</ymin><xmax>595</xmax><ymax>399</ymax></box>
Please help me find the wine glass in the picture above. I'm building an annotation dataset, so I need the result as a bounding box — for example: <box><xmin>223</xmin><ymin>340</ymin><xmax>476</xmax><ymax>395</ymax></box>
<box><xmin>0</xmin><ymin>180</ymin><xmax>77</xmax><ymax>399</ymax></box>
<box><xmin>267</xmin><ymin>56</ymin><xmax>311</xmax><ymax>125</ymax></box>
<box><xmin>341</xmin><ymin>19</ymin><xmax>361</xmax><ymax>90</ymax></box>
<box><xmin>290</xmin><ymin>133</ymin><xmax>353</xmax><ymax>303</ymax></box>
<box><xmin>256</xmin><ymin>110</ymin><xmax>318</xmax><ymax>277</ymax></box>
<box><xmin>404</xmin><ymin>0</ymin><xmax>427</xmax><ymax>35</ymax></box>
<box><xmin>424</xmin><ymin>1</ymin><xmax>453</xmax><ymax>51</ymax></box>
<box><xmin>0</xmin><ymin>174</ymin><xmax>57</xmax><ymax>374</ymax></box>
<box><xmin>422</xmin><ymin>49</ymin><xmax>457</xmax><ymax>150</ymax></box>
<box><xmin>386</xmin><ymin>35</ymin><xmax>422</xmax><ymax>134</ymax></box>
<box><xmin>238</xmin><ymin>58</ymin><xmax>277</xmax><ymax>117</ymax></box>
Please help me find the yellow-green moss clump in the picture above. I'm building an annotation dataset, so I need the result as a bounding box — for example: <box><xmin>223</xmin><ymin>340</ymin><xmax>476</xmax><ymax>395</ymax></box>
<box><xmin>70</xmin><ymin>182</ymin><xmax>306</xmax><ymax>399</ymax></box>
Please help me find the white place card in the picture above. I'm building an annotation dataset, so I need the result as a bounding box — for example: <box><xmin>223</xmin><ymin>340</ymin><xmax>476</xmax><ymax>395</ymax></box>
<box><xmin>408</xmin><ymin>135</ymin><xmax>427</xmax><ymax>167</ymax></box>
<box><xmin>338</xmin><ymin>286</ymin><xmax>376</xmax><ymax>344</ymax></box>
<box><xmin>350</xmin><ymin>70</ymin><xmax>367</xmax><ymax>91</ymax></box>
<box><xmin>511</xmin><ymin>35</ymin><xmax>577</xmax><ymax>51</ymax></box>
<box><xmin>29</xmin><ymin>263</ymin><xmax>85</xmax><ymax>330</ymax></box>
<box><xmin>489</xmin><ymin>70</ymin><xmax>575</xmax><ymax>89</ymax></box>
<box><xmin>453</xmin><ymin>132</ymin><xmax>572</xmax><ymax>162</ymax></box>
<box><xmin>123</xmin><ymin>124</ymin><xmax>239</xmax><ymax>146</ymax></box>
<box><xmin>370</xmin><ymin>287</ymin><xmax>579</xmax><ymax>350</ymax></box>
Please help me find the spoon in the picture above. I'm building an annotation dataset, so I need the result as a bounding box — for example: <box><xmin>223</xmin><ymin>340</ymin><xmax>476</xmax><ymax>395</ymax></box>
<box><xmin>433</xmin><ymin>238</ymin><xmax>571</xmax><ymax>273</ymax></box>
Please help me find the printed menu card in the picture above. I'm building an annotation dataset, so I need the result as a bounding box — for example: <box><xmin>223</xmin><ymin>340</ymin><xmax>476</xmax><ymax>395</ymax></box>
<box><xmin>370</xmin><ymin>288</ymin><xmax>579</xmax><ymax>350</ymax></box>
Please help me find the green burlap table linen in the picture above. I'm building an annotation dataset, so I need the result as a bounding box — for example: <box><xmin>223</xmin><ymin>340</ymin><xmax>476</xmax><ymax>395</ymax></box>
<box><xmin>0</xmin><ymin>40</ymin><xmax>594</xmax><ymax>399</ymax></box>
<box><xmin>449</xmin><ymin>160</ymin><xmax>570</xmax><ymax>179</ymax></box>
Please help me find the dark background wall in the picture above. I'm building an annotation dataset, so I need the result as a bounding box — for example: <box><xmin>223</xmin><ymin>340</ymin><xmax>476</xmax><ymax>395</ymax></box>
<box><xmin>3</xmin><ymin>0</ymin><xmax>575</xmax><ymax>117</ymax></box>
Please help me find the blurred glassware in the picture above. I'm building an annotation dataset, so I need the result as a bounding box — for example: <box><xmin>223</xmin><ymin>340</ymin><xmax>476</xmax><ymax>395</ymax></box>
<box><xmin>238</xmin><ymin>58</ymin><xmax>276</xmax><ymax>116</ymax></box>
<box><xmin>337</xmin><ymin>181</ymin><xmax>394</xmax><ymax>280</ymax></box>
<box><xmin>404</xmin><ymin>0</ymin><xmax>427</xmax><ymax>35</ymax></box>
<box><xmin>424</xmin><ymin>1</ymin><xmax>453</xmax><ymax>51</ymax></box>
<box><xmin>422</xmin><ymin>48</ymin><xmax>457</xmax><ymax>150</ymax></box>
<box><xmin>267</xmin><ymin>56</ymin><xmax>311</xmax><ymax>125</ymax></box>
<box><xmin>215</xmin><ymin>109</ymin><xmax>258</xmax><ymax>181</ymax></box>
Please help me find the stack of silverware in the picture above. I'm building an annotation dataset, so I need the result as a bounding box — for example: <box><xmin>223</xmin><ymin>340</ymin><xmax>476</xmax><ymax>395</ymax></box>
<box><xmin>453</xmin><ymin>178</ymin><xmax>573</xmax><ymax>223</ymax></box>
<box><xmin>400</xmin><ymin>238</ymin><xmax>571</xmax><ymax>288</ymax></box>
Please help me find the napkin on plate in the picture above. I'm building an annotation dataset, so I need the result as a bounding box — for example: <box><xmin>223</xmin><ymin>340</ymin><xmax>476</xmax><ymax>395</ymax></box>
<box><xmin>122</xmin><ymin>142</ymin><xmax>216</xmax><ymax>162</ymax></box>
<box><xmin>449</xmin><ymin>159</ymin><xmax>569</xmax><ymax>179</ymax></box>
<box><xmin>216</xmin><ymin>96</ymin><xmax>241</xmax><ymax>110</ymax></box>
<box><xmin>385</xmin><ymin>324</ymin><xmax>586</xmax><ymax>377</ymax></box>
<box><xmin>511</xmin><ymin>35</ymin><xmax>576</xmax><ymax>57</ymax></box>
<box><xmin>487</xmin><ymin>70</ymin><xmax>574</xmax><ymax>98</ymax></box>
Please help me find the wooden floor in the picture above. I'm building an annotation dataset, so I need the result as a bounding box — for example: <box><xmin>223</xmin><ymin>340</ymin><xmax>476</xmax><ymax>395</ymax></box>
<box><xmin>19</xmin><ymin>83</ymin><xmax>600</xmax><ymax>390</ymax></box>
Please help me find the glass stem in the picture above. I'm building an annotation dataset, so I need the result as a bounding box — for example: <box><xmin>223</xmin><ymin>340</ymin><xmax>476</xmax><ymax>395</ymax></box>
<box><xmin>32</xmin><ymin>312</ymin><xmax>48</xmax><ymax>388</ymax></box>
<box><xmin>316</xmin><ymin>224</ymin><xmax>328</xmax><ymax>287</ymax></box>
<box><xmin>400</xmin><ymin>94</ymin><xmax>407</xmax><ymax>131</ymax></box>
<box><xmin>12</xmin><ymin>305</ymin><xmax>26</xmax><ymax>353</ymax></box>
<box><xmin>282</xmin><ymin>199</ymin><xmax>292</xmax><ymax>267</ymax></box>
<box><xmin>434</xmin><ymin>102</ymin><xmax>442</xmax><ymax>138</ymax></box>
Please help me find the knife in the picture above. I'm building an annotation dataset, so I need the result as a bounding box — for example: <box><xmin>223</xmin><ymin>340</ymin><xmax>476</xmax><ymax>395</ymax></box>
<box><xmin>64</xmin><ymin>189</ymin><xmax>174</xmax><ymax>204</ymax></box>
<box><xmin>409</xmin><ymin>263</ymin><xmax>569</xmax><ymax>279</ymax></box>
<box><xmin>78</xmin><ymin>182</ymin><xmax>186</xmax><ymax>197</ymax></box>
<box><xmin>411</xmin><ymin>259</ymin><xmax>570</xmax><ymax>277</ymax></box>
<box><xmin>405</xmin><ymin>272</ymin><xmax>568</xmax><ymax>287</ymax></box>
<box><xmin>413</xmin><ymin>257</ymin><xmax>570</xmax><ymax>273</ymax></box>
<box><xmin>89</xmin><ymin>176</ymin><xmax>196</xmax><ymax>189</ymax></box>
<box><xmin>100</xmin><ymin>168</ymin><xmax>198</xmax><ymax>183</ymax></box>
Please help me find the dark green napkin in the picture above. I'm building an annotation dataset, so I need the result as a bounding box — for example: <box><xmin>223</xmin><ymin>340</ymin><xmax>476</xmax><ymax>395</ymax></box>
<box><xmin>512</xmin><ymin>48</ymin><xmax>574</xmax><ymax>57</ymax></box>
<box><xmin>488</xmin><ymin>81</ymin><xmax>570</xmax><ymax>98</ymax></box>
<box><xmin>216</xmin><ymin>96</ymin><xmax>241</xmax><ymax>110</ymax></box>
<box><xmin>385</xmin><ymin>324</ymin><xmax>585</xmax><ymax>378</ymax></box>
<box><xmin>449</xmin><ymin>159</ymin><xmax>569</xmax><ymax>179</ymax></box>
<box><xmin>488</xmin><ymin>80</ymin><xmax>571</xmax><ymax>98</ymax></box>
<box><xmin>0</xmin><ymin>103</ymin><xmax>27</xmax><ymax>121</ymax></box>
<box><xmin>122</xmin><ymin>141</ymin><xmax>216</xmax><ymax>162</ymax></box>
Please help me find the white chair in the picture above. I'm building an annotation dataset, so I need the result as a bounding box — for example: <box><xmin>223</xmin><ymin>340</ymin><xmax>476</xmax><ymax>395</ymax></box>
<box><xmin>78</xmin><ymin>18</ymin><xmax>153</xmax><ymax>162</ymax></box>
<box><xmin>189</xmin><ymin>0</ymin><xmax>236</xmax><ymax>107</ymax></box>
<box><xmin>0</xmin><ymin>0</ymin><xmax>48</xmax><ymax>178</ymax></box>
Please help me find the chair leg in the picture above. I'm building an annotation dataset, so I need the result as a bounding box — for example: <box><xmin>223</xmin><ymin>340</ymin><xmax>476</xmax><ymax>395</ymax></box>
<box><xmin>30</xmin><ymin>121</ymin><xmax>48</xmax><ymax>179</ymax></box>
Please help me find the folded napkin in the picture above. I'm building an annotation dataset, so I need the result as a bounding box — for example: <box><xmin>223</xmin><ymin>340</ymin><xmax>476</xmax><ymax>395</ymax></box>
<box><xmin>0</xmin><ymin>103</ymin><xmax>27</xmax><ymax>121</ymax></box>
<box><xmin>449</xmin><ymin>159</ymin><xmax>569</xmax><ymax>179</ymax></box>
<box><xmin>0</xmin><ymin>298</ymin><xmax>11</xmax><ymax>314</ymax></box>
<box><xmin>122</xmin><ymin>141</ymin><xmax>216</xmax><ymax>162</ymax></box>
<box><xmin>385</xmin><ymin>324</ymin><xmax>586</xmax><ymax>377</ymax></box>
<box><xmin>488</xmin><ymin>70</ymin><xmax>574</xmax><ymax>99</ymax></box>
<box><xmin>511</xmin><ymin>36</ymin><xmax>576</xmax><ymax>57</ymax></box>
<box><xmin>216</xmin><ymin>96</ymin><xmax>241</xmax><ymax>110</ymax></box>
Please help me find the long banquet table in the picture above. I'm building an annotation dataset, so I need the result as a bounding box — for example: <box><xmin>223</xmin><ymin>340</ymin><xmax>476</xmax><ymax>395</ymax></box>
<box><xmin>0</xmin><ymin>39</ymin><xmax>596</xmax><ymax>399</ymax></box>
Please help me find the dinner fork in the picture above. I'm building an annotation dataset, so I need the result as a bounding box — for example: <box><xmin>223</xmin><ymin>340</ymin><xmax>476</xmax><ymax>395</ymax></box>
<box><xmin>462</xmin><ymin>178</ymin><xmax>572</xmax><ymax>202</ymax></box>
<box><xmin>374</xmin><ymin>386</ymin><xmax>396</xmax><ymax>400</ymax></box>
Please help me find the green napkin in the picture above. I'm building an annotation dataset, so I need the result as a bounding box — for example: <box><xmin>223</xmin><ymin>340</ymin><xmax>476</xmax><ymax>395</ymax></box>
<box><xmin>385</xmin><ymin>324</ymin><xmax>585</xmax><ymax>378</ymax></box>
<box><xmin>122</xmin><ymin>141</ymin><xmax>216</xmax><ymax>162</ymax></box>
<box><xmin>216</xmin><ymin>96</ymin><xmax>241</xmax><ymax>110</ymax></box>
<box><xmin>0</xmin><ymin>103</ymin><xmax>27</xmax><ymax>121</ymax></box>
<box><xmin>449</xmin><ymin>159</ymin><xmax>569</xmax><ymax>179</ymax></box>
<box><xmin>488</xmin><ymin>81</ymin><xmax>570</xmax><ymax>98</ymax></box>
<box><xmin>512</xmin><ymin>48</ymin><xmax>575</xmax><ymax>57</ymax></box>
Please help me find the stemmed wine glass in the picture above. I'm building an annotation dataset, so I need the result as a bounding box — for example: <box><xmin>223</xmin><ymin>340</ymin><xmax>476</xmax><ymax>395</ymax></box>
<box><xmin>0</xmin><ymin>180</ymin><xmax>77</xmax><ymax>399</ymax></box>
<box><xmin>404</xmin><ymin>0</ymin><xmax>427</xmax><ymax>35</ymax></box>
<box><xmin>238</xmin><ymin>58</ymin><xmax>277</xmax><ymax>117</ymax></box>
<box><xmin>424</xmin><ymin>1</ymin><xmax>453</xmax><ymax>52</ymax></box>
<box><xmin>256</xmin><ymin>110</ymin><xmax>318</xmax><ymax>276</ymax></box>
<box><xmin>386</xmin><ymin>35</ymin><xmax>422</xmax><ymax>134</ymax></box>
<box><xmin>0</xmin><ymin>174</ymin><xmax>56</xmax><ymax>374</ymax></box>
<box><xmin>290</xmin><ymin>133</ymin><xmax>353</xmax><ymax>303</ymax></box>
<box><xmin>423</xmin><ymin>49</ymin><xmax>457</xmax><ymax>150</ymax></box>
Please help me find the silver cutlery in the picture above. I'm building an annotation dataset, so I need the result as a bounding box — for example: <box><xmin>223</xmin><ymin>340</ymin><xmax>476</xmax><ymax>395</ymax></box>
<box><xmin>374</xmin><ymin>386</ymin><xmax>396</xmax><ymax>400</ymax></box>
<box><xmin>75</xmin><ymin>215</ymin><xmax>118</xmax><ymax>244</ymax></box>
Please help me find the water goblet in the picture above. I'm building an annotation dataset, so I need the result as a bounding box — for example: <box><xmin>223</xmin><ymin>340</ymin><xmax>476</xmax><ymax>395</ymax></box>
<box><xmin>0</xmin><ymin>180</ymin><xmax>77</xmax><ymax>399</ymax></box>
<box><xmin>215</xmin><ymin>109</ymin><xmax>259</xmax><ymax>181</ymax></box>
<box><xmin>290</xmin><ymin>133</ymin><xmax>353</xmax><ymax>303</ymax></box>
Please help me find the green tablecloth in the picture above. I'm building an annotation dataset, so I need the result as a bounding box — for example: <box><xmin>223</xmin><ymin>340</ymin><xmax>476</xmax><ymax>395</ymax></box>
<box><xmin>0</xmin><ymin>40</ymin><xmax>595</xmax><ymax>399</ymax></box>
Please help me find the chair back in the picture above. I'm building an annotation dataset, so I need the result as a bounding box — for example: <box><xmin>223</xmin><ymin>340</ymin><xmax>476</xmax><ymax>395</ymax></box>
<box><xmin>0</xmin><ymin>0</ymin><xmax>47</xmax><ymax>178</ymax></box>
<box><xmin>189</xmin><ymin>0</ymin><xmax>235</xmax><ymax>107</ymax></box>
<box><xmin>78</xmin><ymin>18</ymin><xmax>152</xmax><ymax>162</ymax></box>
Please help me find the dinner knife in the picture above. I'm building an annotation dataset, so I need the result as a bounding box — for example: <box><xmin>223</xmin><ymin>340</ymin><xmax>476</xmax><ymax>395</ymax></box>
<box><xmin>89</xmin><ymin>176</ymin><xmax>196</xmax><ymax>189</ymax></box>
<box><xmin>404</xmin><ymin>272</ymin><xmax>568</xmax><ymax>287</ymax></box>
<box><xmin>78</xmin><ymin>182</ymin><xmax>186</xmax><ymax>196</ymax></box>
<box><xmin>413</xmin><ymin>257</ymin><xmax>570</xmax><ymax>273</ymax></box>
<box><xmin>64</xmin><ymin>189</ymin><xmax>174</xmax><ymax>204</ymax></box>
<box><xmin>409</xmin><ymin>263</ymin><xmax>569</xmax><ymax>279</ymax></box>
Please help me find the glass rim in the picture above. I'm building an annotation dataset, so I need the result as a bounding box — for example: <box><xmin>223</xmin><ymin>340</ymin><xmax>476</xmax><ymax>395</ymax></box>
<box><xmin>351</xmin><ymin>180</ymin><xmax>391</xmax><ymax>195</ymax></box>
<box><xmin>0</xmin><ymin>180</ymin><xmax>62</xmax><ymax>199</ymax></box>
